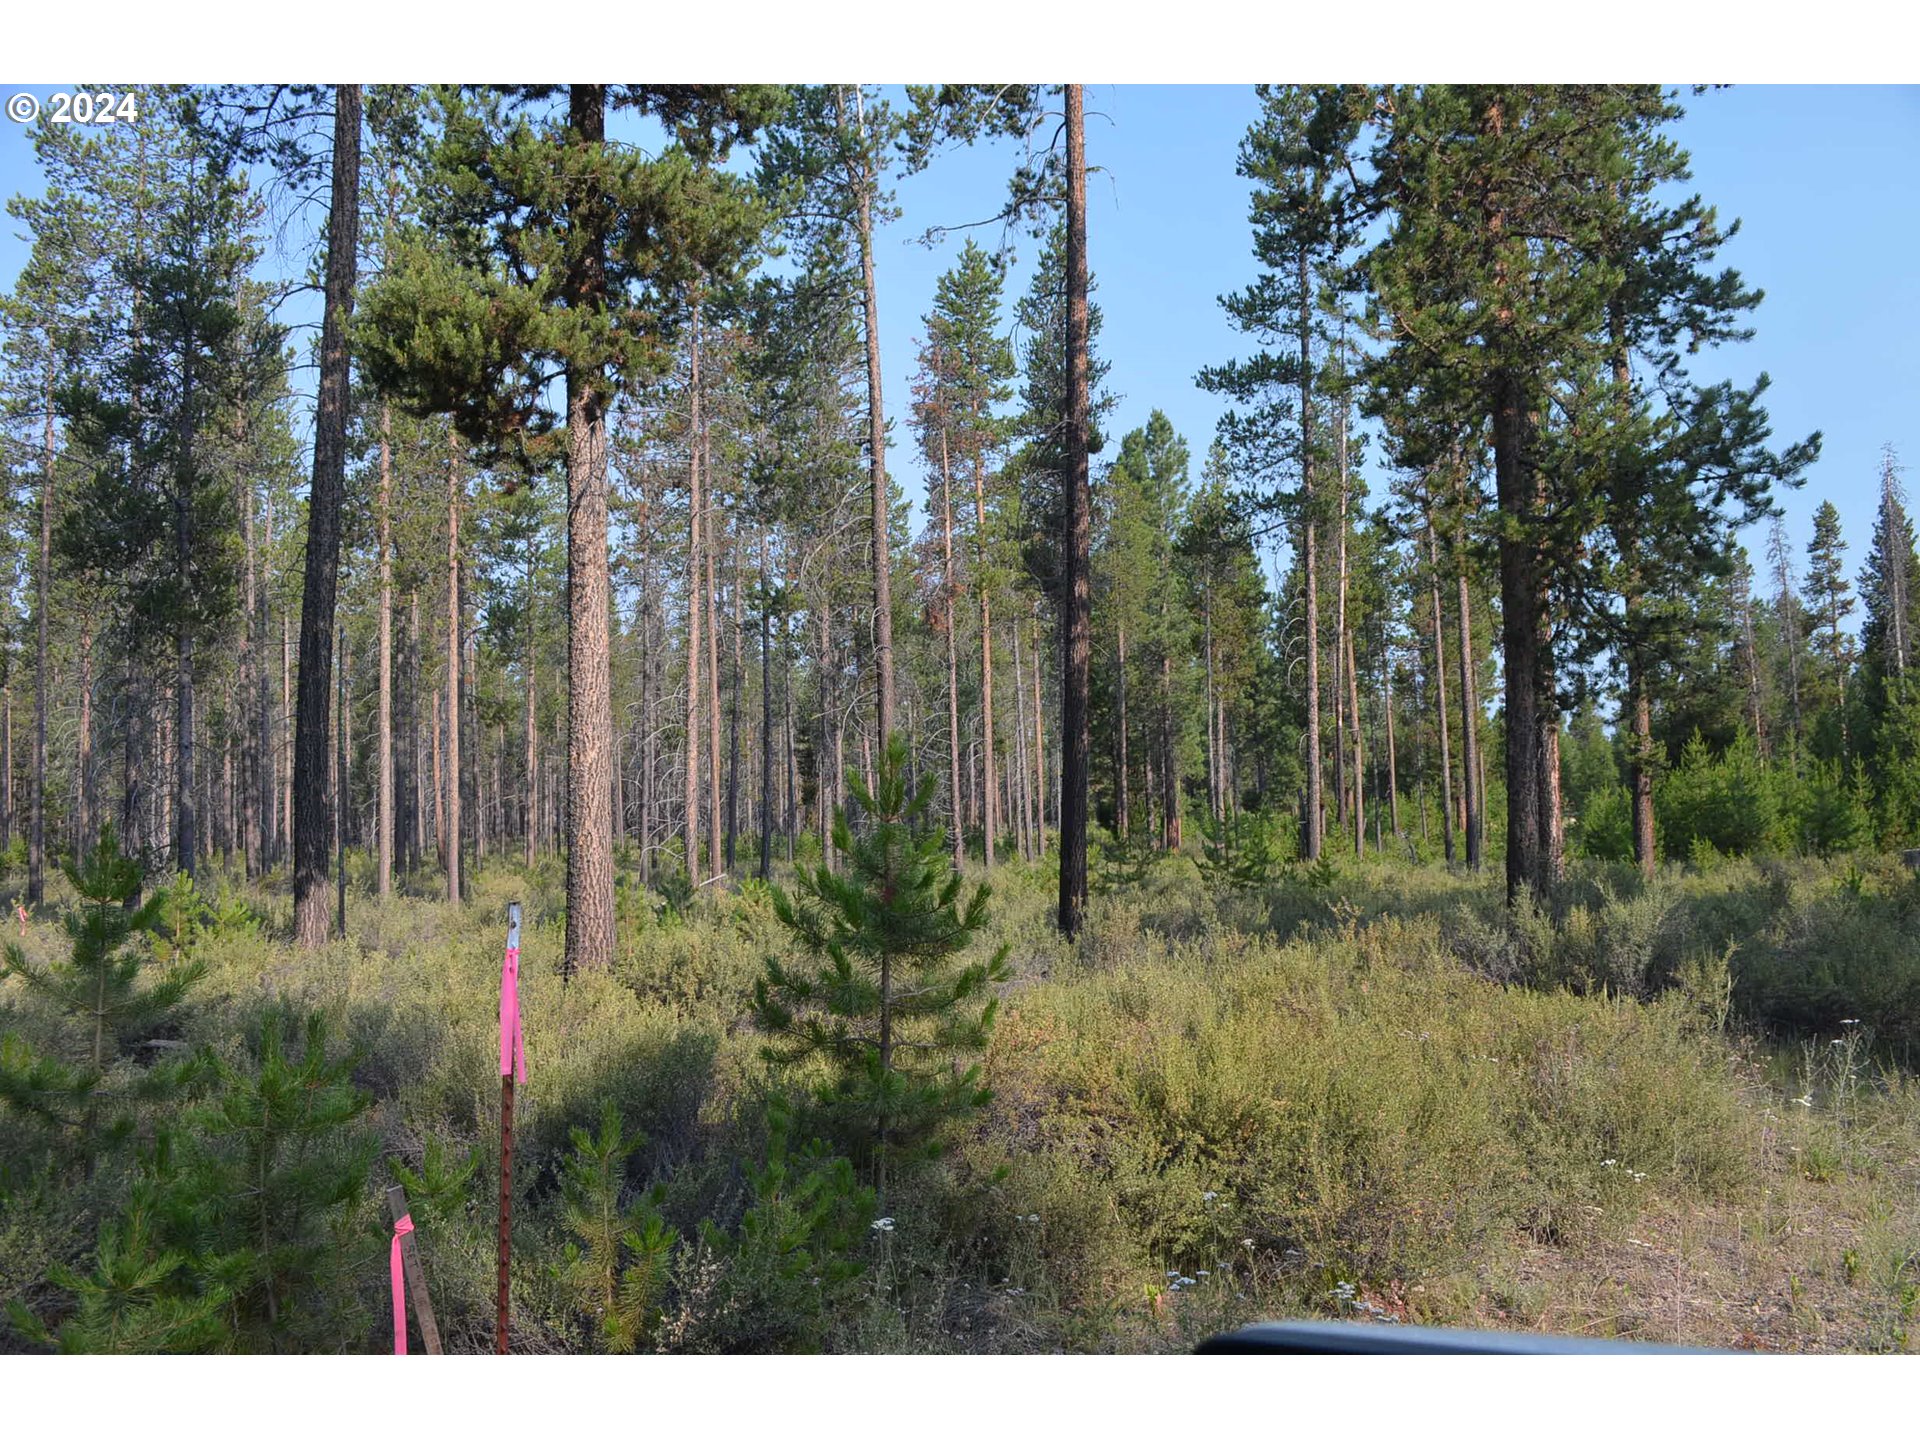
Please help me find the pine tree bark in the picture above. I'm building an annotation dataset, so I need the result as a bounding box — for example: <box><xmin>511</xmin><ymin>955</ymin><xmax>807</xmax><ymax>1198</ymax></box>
<box><xmin>1345</xmin><ymin>627</ymin><xmax>1364</xmax><ymax>858</ymax></box>
<box><xmin>239</xmin><ymin>447</ymin><xmax>260</xmax><ymax>875</ymax></box>
<box><xmin>1032</xmin><ymin>612</ymin><xmax>1045</xmax><ymax>841</ymax></box>
<box><xmin>550</xmin><ymin>84</ymin><xmax>619</xmax><ymax>976</ymax></box>
<box><xmin>1455</xmin><ymin>514</ymin><xmax>1482</xmax><ymax>872</ymax></box>
<box><xmin>30</xmin><ymin>358</ymin><xmax>52</xmax><ymax>905</ymax></box>
<box><xmin>705</xmin><ymin>432</ymin><xmax>724</xmax><ymax>883</ymax></box>
<box><xmin>1012</xmin><ymin>618</ymin><xmax>1032</xmax><ymax>860</ymax></box>
<box><xmin>684</xmin><ymin>294</ymin><xmax>705</xmax><ymax>891</ymax></box>
<box><xmin>76</xmin><ymin>624</ymin><xmax>94</xmax><ymax>855</ymax></box>
<box><xmin>637</xmin><ymin>471</ymin><xmax>655</xmax><ymax>884</ymax></box>
<box><xmin>1493</xmin><ymin>368</ymin><xmax>1555</xmax><ymax>902</ymax></box>
<box><xmin>281</xmin><ymin>611</ymin><xmax>293</xmax><ymax>866</ymax></box>
<box><xmin>971</xmin><ymin>441</ymin><xmax>997</xmax><ymax>872</ymax></box>
<box><xmin>1113</xmin><ymin>622</ymin><xmax>1121</xmax><ymax>844</ymax></box>
<box><xmin>1159</xmin><ymin>654</ymin><xmax>1179</xmax><ymax>851</ymax></box>
<box><xmin>845</xmin><ymin>87</ymin><xmax>896</xmax><ymax>747</ymax></box>
<box><xmin>759</xmin><ymin>529</ymin><xmax>774</xmax><ymax>882</ymax></box>
<box><xmin>375</xmin><ymin>403</ymin><xmax>394</xmax><ymax>897</ymax></box>
<box><xmin>727</xmin><ymin>532</ymin><xmax>743</xmax><ymax>873</ymax></box>
<box><xmin>1424</xmin><ymin>506</ymin><xmax>1455</xmax><ymax>864</ymax></box>
<box><xmin>524</xmin><ymin>532</ymin><xmax>538</xmax><ymax>870</ymax></box>
<box><xmin>1057</xmin><ymin>83</ymin><xmax>1092</xmax><ymax>939</ymax></box>
<box><xmin>1296</xmin><ymin>246</ymin><xmax>1323</xmax><ymax>862</ymax></box>
<box><xmin>444</xmin><ymin>432</ymin><xmax>462</xmax><ymax>904</ymax></box>
<box><xmin>939</xmin><ymin>426</ymin><xmax>964</xmax><ymax>866</ymax></box>
<box><xmin>293</xmin><ymin>85</ymin><xmax>361</xmax><ymax>946</ymax></box>
<box><xmin>1382</xmin><ymin>635</ymin><xmax>1400</xmax><ymax>839</ymax></box>
<box><xmin>1627</xmin><ymin>639</ymin><xmax>1657</xmax><ymax>879</ymax></box>
<box><xmin>1203</xmin><ymin>583</ymin><xmax>1218</xmax><ymax>824</ymax></box>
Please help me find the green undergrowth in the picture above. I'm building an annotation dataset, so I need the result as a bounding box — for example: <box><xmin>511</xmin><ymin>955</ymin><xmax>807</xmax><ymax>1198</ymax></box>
<box><xmin>2</xmin><ymin>844</ymin><xmax>1916</xmax><ymax>1351</ymax></box>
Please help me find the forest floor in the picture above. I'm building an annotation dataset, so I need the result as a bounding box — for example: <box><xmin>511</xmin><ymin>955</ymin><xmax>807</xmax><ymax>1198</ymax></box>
<box><xmin>3</xmin><ymin>842</ymin><xmax>1918</xmax><ymax>1353</ymax></box>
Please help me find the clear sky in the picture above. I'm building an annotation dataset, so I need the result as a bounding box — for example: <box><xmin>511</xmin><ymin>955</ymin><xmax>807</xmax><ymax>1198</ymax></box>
<box><xmin>3</xmin><ymin>83</ymin><xmax>1915</xmax><ymax>593</ymax></box>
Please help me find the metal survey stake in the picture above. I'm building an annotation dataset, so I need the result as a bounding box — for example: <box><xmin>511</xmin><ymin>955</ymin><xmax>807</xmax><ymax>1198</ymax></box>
<box><xmin>496</xmin><ymin>901</ymin><xmax>525</xmax><ymax>1354</ymax></box>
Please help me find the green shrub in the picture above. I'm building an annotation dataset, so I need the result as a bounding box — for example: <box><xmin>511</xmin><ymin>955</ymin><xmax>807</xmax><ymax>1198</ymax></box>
<box><xmin>1657</xmin><ymin>730</ymin><xmax>1784</xmax><ymax>860</ymax></box>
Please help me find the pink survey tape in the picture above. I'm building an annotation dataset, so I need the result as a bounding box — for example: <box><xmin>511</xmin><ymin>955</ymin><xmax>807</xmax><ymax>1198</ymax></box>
<box><xmin>390</xmin><ymin>1213</ymin><xmax>414</xmax><ymax>1355</ymax></box>
<box><xmin>500</xmin><ymin>933</ymin><xmax>527</xmax><ymax>1084</ymax></box>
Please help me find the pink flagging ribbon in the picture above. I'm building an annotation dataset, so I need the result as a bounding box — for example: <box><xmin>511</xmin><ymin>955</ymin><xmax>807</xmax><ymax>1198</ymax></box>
<box><xmin>390</xmin><ymin>1213</ymin><xmax>415</xmax><ymax>1355</ymax></box>
<box><xmin>499</xmin><ymin>945</ymin><xmax>527</xmax><ymax>1084</ymax></box>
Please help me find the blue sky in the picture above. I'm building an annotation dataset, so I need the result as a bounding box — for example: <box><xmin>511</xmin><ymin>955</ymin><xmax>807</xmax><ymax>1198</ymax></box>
<box><xmin>3</xmin><ymin>83</ymin><xmax>1915</xmax><ymax>592</ymax></box>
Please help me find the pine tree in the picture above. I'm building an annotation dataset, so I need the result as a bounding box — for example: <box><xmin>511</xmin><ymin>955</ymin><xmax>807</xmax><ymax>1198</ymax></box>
<box><xmin>1106</xmin><ymin>414</ymin><xmax>1194</xmax><ymax>850</ymax></box>
<box><xmin>1858</xmin><ymin>447</ymin><xmax>1918</xmax><ymax>719</ymax></box>
<box><xmin>57</xmin><ymin>131</ymin><xmax>263</xmax><ymax>881</ymax></box>
<box><xmin>0</xmin><ymin>826</ymin><xmax>197</xmax><ymax>1160</ymax></box>
<box><xmin>359</xmin><ymin>84</ymin><xmax>784</xmax><ymax>974</ymax></box>
<box><xmin>752</xmin><ymin>734</ymin><xmax>1009</xmax><ymax>1195</ymax></box>
<box><xmin>1200</xmin><ymin>84</ymin><xmax>1363</xmax><ymax>862</ymax></box>
<box><xmin>554</xmin><ymin>1099</ymin><xmax>677</xmax><ymax>1354</ymax></box>
<box><xmin>1803</xmin><ymin>499</ymin><xmax>1856</xmax><ymax>756</ymax></box>
<box><xmin>1363</xmin><ymin>84</ymin><xmax>1801</xmax><ymax>902</ymax></box>
<box><xmin>14</xmin><ymin>1007</ymin><xmax>374</xmax><ymax>1353</ymax></box>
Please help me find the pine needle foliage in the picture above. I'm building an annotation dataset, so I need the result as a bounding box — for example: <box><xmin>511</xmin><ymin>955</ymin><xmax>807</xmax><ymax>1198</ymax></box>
<box><xmin>753</xmin><ymin>734</ymin><xmax>1010</xmax><ymax>1188</ymax></box>
<box><xmin>14</xmin><ymin>1008</ymin><xmax>373</xmax><ymax>1352</ymax></box>
<box><xmin>555</xmin><ymin>1099</ymin><xmax>677</xmax><ymax>1354</ymax></box>
<box><xmin>0</xmin><ymin>826</ymin><xmax>203</xmax><ymax>1159</ymax></box>
<box><xmin>1196</xmin><ymin>811</ymin><xmax>1292</xmax><ymax>891</ymax></box>
<box><xmin>688</xmin><ymin>1093</ymin><xmax>877</xmax><ymax>1351</ymax></box>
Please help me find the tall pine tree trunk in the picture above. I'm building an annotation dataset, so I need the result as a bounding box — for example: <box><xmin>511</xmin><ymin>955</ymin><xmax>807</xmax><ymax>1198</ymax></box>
<box><xmin>293</xmin><ymin>84</ymin><xmax>361</xmax><ymax>945</ymax></box>
<box><xmin>849</xmin><ymin>88</ymin><xmax>895</xmax><ymax>747</ymax></box>
<box><xmin>939</xmin><ymin>427</ymin><xmax>964</xmax><ymax>866</ymax></box>
<box><xmin>1493</xmin><ymin>368</ymin><xmax>1554</xmax><ymax>902</ymax></box>
<box><xmin>1032</xmin><ymin>612</ymin><xmax>1045</xmax><ymax>842</ymax></box>
<box><xmin>444</xmin><ymin>432</ymin><xmax>462</xmax><ymax>904</ymax></box>
<box><xmin>76</xmin><ymin>624</ymin><xmax>94</xmax><ymax>855</ymax></box>
<box><xmin>727</xmin><ymin>534</ymin><xmax>743</xmax><ymax>873</ymax></box>
<box><xmin>1345</xmin><ymin>628</ymin><xmax>1364</xmax><ymax>858</ymax></box>
<box><xmin>239</xmin><ymin>448</ymin><xmax>260</xmax><ymax>875</ymax></box>
<box><xmin>281</xmin><ymin>612</ymin><xmax>293</xmax><ymax>866</ymax></box>
<box><xmin>759</xmin><ymin>530</ymin><xmax>774</xmax><ymax>882</ymax></box>
<box><xmin>684</xmin><ymin>293</ymin><xmax>705</xmax><ymax>891</ymax></box>
<box><xmin>376</xmin><ymin>403</ymin><xmax>394</xmax><ymax>897</ymax></box>
<box><xmin>705</xmin><ymin>435</ymin><xmax>724</xmax><ymax>883</ymax></box>
<box><xmin>1012</xmin><ymin>618</ymin><xmax>1032</xmax><ymax>860</ymax></box>
<box><xmin>1057</xmin><ymin>83</ymin><xmax>1092</xmax><ymax>938</ymax></box>
<box><xmin>1296</xmin><ymin>248</ymin><xmax>1323</xmax><ymax>862</ymax></box>
<box><xmin>1382</xmin><ymin>635</ymin><xmax>1400</xmax><ymax>839</ymax></box>
<box><xmin>1115</xmin><ymin>620</ymin><xmax>1130</xmax><ymax>840</ymax></box>
<box><xmin>1455</xmin><ymin>516</ymin><xmax>1482</xmax><ymax>872</ymax></box>
<box><xmin>1626</xmin><ymin>625</ymin><xmax>1657</xmax><ymax>880</ymax></box>
<box><xmin>1203</xmin><ymin>584</ymin><xmax>1218</xmax><ymax>823</ymax></box>
<box><xmin>30</xmin><ymin>358</ymin><xmax>52</xmax><ymax>905</ymax></box>
<box><xmin>525</xmin><ymin>535</ymin><xmax>538</xmax><ymax>870</ymax></box>
<box><xmin>972</xmin><ymin>443</ymin><xmax>997</xmax><ymax>872</ymax></box>
<box><xmin>559</xmin><ymin>83</ymin><xmax>617</xmax><ymax>976</ymax></box>
<box><xmin>1424</xmin><ymin>506</ymin><xmax>1455</xmax><ymax>864</ymax></box>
